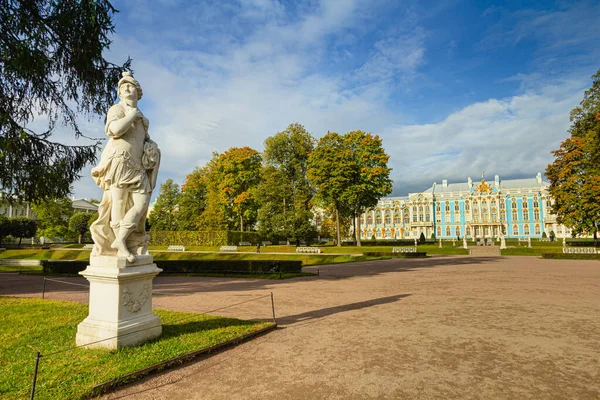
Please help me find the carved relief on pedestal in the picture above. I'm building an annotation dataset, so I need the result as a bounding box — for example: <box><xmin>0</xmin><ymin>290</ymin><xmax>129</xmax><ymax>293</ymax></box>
<box><xmin>122</xmin><ymin>284</ymin><xmax>150</xmax><ymax>313</ymax></box>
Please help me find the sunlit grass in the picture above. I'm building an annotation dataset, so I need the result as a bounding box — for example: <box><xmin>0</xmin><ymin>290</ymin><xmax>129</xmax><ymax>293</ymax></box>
<box><xmin>0</xmin><ymin>297</ymin><xmax>273</xmax><ymax>400</ymax></box>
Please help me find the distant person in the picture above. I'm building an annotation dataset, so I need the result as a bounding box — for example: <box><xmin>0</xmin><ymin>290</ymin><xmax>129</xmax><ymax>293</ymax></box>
<box><xmin>256</xmin><ymin>243</ymin><xmax>261</xmax><ymax>253</ymax></box>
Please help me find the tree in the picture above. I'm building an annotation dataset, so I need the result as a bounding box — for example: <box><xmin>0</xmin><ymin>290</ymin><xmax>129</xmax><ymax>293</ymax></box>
<box><xmin>307</xmin><ymin>132</ymin><xmax>355</xmax><ymax>247</ymax></box>
<box><xmin>149</xmin><ymin>179</ymin><xmax>180</xmax><ymax>231</ymax></box>
<box><xmin>31</xmin><ymin>197</ymin><xmax>74</xmax><ymax>230</ymax></box>
<box><xmin>176</xmin><ymin>167</ymin><xmax>208</xmax><ymax>230</ymax></box>
<box><xmin>307</xmin><ymin>130</ymin><xmax>393</xmax><ymax>246</ymax></box>
<box><xmin>10</xmin><ymin>217</ymin><xmax>37</xmax><ymax>247</ymax></box>
<box><xmin>546</xmin><ymin>69</ymin><xmax>600</xmax><ymax>244</ymax></box>
<box><xmin>0</xmin><ymin>1</ymin><xmax>131</xmax><ymax>202</ymax></box>
<box><xmin>69</xmin><ymin>212</ymin><xmax>91</xmax><ymax>244</ymax></box>
<box><xmin>343</xmin><ymin>130</ymin><xmax>393</xmax><ymax>246</ymax></box>
<box><xmin>257</xmin><ymin>123</ymin><xmax>315</xmax><ymax>244</ymax></box>
<box><xmin>0</xmin><ymin>214</ymin><xmax>9</xmax><ymax>246</ymax></box>
<box><xmin>213</xmin><ymin>147</ymin><xmax>262</xmax><ymax>231</ymax></box>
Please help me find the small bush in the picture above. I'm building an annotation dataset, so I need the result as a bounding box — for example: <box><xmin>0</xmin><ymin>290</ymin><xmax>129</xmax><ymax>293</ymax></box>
<box><xmin>419</xmin><ymin>232</ymin><xmax>426</xmax><ymax>244</ymax></box>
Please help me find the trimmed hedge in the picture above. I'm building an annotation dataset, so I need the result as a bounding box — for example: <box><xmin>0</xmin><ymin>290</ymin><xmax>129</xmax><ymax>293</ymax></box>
<box><xmin>149</xmin><ymin>230</ymin><xmax>227</xmax><ymax>246</ymax></box>
<box><xmin>149</xmin><ymin>230</ymin><xmax>262</xmax><ymax>246</ymax></box>
<box><xmin>41</xmin><ymin>259</ymin><xmax>302</xmax><ymax>275</ymax></box>
<box><xmin>42</xmin><ymin>260</ymin><xmax>88</xmax><ymax>274</ymax></box>
<box><xmin>564</xmin><ymin>240</ymin><xmax>600</xmax><ymax>247</ymax></box>
<box><xmin>157</xmin><ymin>259</ymin><xmax>301</xmax><ymax>274</ymax></box>
<box><xmin>542</xmin><ymin>253</ymin><xmax>600</xmax><ymax>260</ymax></box>
<box><xmin>363</xmin><ymin>252</ymin><xmax>427</xmax><ymax>258</ymax></box>
<box><xmin>347</xmin><ymin>239</ymin><xmax>433</xmax><ymax>247</ymax></box>
<box><xmin>227</xmin><ymin>231</ymin><xmax>260</xmax><ymax>246</ymax></box>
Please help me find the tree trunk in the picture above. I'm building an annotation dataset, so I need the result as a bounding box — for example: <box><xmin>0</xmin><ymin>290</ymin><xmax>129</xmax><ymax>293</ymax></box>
<box><xmin>336</xmin><ymin>208</ymin><xmax>341</xmax><ymax>247</ymax></box>
<box><xmin>239</xmin><ymin>214</ymin><xmax>243</xmax><ymax>231</ymax></box>
<box><xmin>78</xmin><ymin>234</ymin><xmax>82</xmax><ymax>244</ymax></box>
<box><xmin>355</xmin><ymin>213</ymin><xmax>362</xmax><ymax>247</ymax></box>
<box><xmin>18</xmin><ymin>237</ymin><xmax>22</xmax><ymax>248</ymax></box>
<box><xmin>594</xmin><ymin>229</ymin><xmax>598</xmax><ymax>247</ymax></box>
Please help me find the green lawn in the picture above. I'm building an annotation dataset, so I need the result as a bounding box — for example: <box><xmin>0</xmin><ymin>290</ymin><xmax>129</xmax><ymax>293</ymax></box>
<box><xmin>0</xmin><ymin>297</ymin><xmax>273</xmax><ymax>400</ymax></box>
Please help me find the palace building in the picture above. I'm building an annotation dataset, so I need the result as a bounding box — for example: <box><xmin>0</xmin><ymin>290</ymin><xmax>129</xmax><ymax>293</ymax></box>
<box><xmin>358</xmin><ymin>172</ymin><xmax>571</xmax><ymax>240</ymax></box>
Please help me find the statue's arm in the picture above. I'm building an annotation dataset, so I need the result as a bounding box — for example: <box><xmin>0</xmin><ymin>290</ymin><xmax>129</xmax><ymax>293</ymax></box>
<box><xmin>105</xmin><ymin>105</ymin><xmax>142</xmax><ymax>138</ymax></box>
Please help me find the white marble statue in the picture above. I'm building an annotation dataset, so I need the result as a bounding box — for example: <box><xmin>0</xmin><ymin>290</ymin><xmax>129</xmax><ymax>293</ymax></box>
<box><xmin>500</xmin><ymin>234</ymin><xmax>506</xmax><ymax>250</ymax></box>
<box><xmin>463</xmin><ymin>236</ymin><xmax>468</xmax><ymax>249</ymax></box>
<box><xmin>90</xmin><ymin>72</ymin><xmax>160</xmax><ymax>263</ymax></box>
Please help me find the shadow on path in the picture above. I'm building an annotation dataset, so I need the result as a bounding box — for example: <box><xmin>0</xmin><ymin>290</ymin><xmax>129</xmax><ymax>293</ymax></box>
<box><xmin>278</xmin><ymin>294</ymin><xmax>412</xmax><ymax>326</ymax></box>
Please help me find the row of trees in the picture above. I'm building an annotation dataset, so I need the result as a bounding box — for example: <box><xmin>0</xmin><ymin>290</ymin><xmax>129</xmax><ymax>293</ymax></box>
<box><xmin>546</xmin><ymin>69</ymin><xmax>600</xmax><ymax>243</ymax></box>
<box><xmin>149</xmin><ymin>123</ymin><xmax>393</xmax><ymax>246</ymax></box>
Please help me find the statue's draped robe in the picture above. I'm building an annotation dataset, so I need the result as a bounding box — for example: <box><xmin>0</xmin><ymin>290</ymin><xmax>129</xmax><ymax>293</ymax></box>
<box><xmin>90</xmin><ymin>102</ymin><xmax>160</xmax><ymax>256</ymax></box>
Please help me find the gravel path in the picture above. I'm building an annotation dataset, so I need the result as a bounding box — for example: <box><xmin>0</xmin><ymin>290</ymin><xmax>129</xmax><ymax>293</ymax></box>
<box><xmin>2</xmin><ymin>256</ymin><xmax>599</xmax><ymax>399</ymax></box>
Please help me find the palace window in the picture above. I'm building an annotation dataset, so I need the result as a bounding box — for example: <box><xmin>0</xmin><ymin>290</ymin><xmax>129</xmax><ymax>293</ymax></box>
<box><xmin>546</xmin><ymin>199</ymin><xmax>552</xmax><ymax>208</ymax></box>
<box><xmin>482</xmin><ymin>199</ymin><xmax>487</xmax><ymax>207</ymax></box>
<box><xmin>491</xmin><ymin>200</ymin><xmax>497</xmax><ymax>207</ymax></box>
<box><xmin>419</xmin><ymin>213</ymin><xmax>424</xmax><ymax>222</ymax></box>
<box><xmin>533</xmin><ymin>199</ymin><xmax>539</xmax><ymax>208</ymax></box>
<box><xmin>455</xmin><ymin>226</ymin><xmax>460</xmax><ymax>237</ymax></box>
<box><xmin>412</xmin><ymin>206</ymin><xmax>417</xmax><ymax>214</ymax></box>
<box><xmin>454</xmin><ymin>203</ymin><xmax>460</xmax><ymax>212</ymax></box>
<box><xmin>511</xmin><ymin>200</ymin><xmax>517</xmax><ymax>209</ymax></box>
<box><xmin>385</xmin><ymin>229</ymin><xmax>391</xmax><ymax>238</ymax></box>
<box><xmin>466</xmin><ymin>227</ymin><xmax>472</xmax><ymax>236</ymax></box>
<box><xmin>413</xmin><ymin>214</ymin><xmax>417</xmax><ymax>223</ymax></box>
<box><xmin>404</xmin><ymin>214</ymin><xmax>410</xmax><ymax>224</ymax></box>
<box><xmin>446</xmin><ymin>226</ymin><xmax>451</xmax><ymax>236</ymax></box>
<box><xmin>473</xmin><ymin>213</ymin><xmax>479</xmax><ymax>222</ymax></box>
<box><xmin>376</xmin><ymin>215</ymin><xmax>382</xmax><ymax>224</ymax></box>
<box><xmin>512</xmin><ymin>210</ymin><xmax>518</xmax><ymax>221</ymax></box>
<box><xmin>522</xmin><ymin>210</ymin><xmax>529</xmax><ymax>222</ymax></box>
<box><xmin>425</xmin><ymin>212</ymin><xmax>431</xmax><ymax>222</ymax></box>
<box><xmin>522</xmin><ymin>198</ymin><xmax>528</xmax><ymax>208</ymax></box>
<box><xmin>437</xmin><ymin>227</ymin><xmax>441</xmax><ymax>237</ymax></box>
<box><xmin>500</xmin><ymin>200</ymin><xmax>505</xmax><ymax>210</ymax></box>
<box><xmin>535</xmin><ymin>224</ymin><xmax>541</xmax><ymax>235</ymax></box>
<box><xmin>385</xmin><ymin>212</ymin><xmax>391</xmax><ymax>224</ymax></box>
<box><xmin>394</xmin><ymin>214</ymin><xmax>400</xmax><ymax>224</ymax></box>
<box><xmin>524</xmin><ymin>225</ymin><xmax>530</xmax><ymax>235</ymax></box>
<box><xmin>500</xmin><ymin>210</ymin><xmax>506</xmax><ymax>220</ymax></box>
<box><xmin>513</xmin><ymin>224</ymin><xmax>519</xmax><ymax>235</ymax></box>
<box><xmin>366</xmin><ymin>216</ymin><xmax>372</xmax><ymax>225</ymax></box>
<box><xmin>491</xmin><ymin>209</ymin><xmax>497</xmax><ymax>221</ymax></box>
<box><xmin>502</xmin><ymin>225</ymin><xmax>506</xmax><ymax>235</ymax></box>
<box><xmin>445</xmin><ymin>203</ymin><xmax>450</xmax><ymax>212</ymax></box>
<box><xmin>465</xmin><ymin>201</ymin><xmax>470</xmax><ymax>212</ymax></box>
<box><xmin>376</xmin><ymin>230</ymin><xmax>382</xmax><ymax>238</ymax></box>
<box><xmin>534</xmin><ymin>209</ymin><xmax>540</xmax><ymax>221</ymax></box>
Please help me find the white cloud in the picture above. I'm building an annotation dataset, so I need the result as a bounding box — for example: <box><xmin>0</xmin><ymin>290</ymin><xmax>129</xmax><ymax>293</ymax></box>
<box><xmin>384</xmin><ymin>77</ymin><xmax>586</xmax><ymax>194</ymax></box>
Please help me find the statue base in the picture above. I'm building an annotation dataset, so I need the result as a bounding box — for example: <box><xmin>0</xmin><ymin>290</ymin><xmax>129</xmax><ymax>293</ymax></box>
<box><xmin>76</xmin><ymin>255</ymin><xmax>162</xmax><ymax>349</ymax></box>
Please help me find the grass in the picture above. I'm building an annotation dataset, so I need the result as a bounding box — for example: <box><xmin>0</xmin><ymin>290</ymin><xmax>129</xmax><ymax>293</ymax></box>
<box><xmin>0</xmin><ymin>297</ymin><xmax>274</xmax><ymax>400</ymax></box>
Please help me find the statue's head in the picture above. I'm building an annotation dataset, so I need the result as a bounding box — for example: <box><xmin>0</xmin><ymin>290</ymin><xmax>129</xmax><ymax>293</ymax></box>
<box><xmin>118</xmin><ymin>71</ymin><xmax>143</xmax><ymax>100</ymax></box>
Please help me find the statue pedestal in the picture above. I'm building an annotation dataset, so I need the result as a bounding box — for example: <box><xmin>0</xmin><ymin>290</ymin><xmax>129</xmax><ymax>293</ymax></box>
<box><xmin>76</xmin><ymin>255</ymin><xmax>162</xmax><ymax>349</ymax></box>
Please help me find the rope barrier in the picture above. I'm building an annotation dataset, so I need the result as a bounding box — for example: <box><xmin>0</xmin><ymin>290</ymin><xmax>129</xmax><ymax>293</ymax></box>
<box><xmin>42</xmin><ymin>278</ymin><xmax>90</xmax><ymax>288</ymax></box>
<box><xmin>42</xmin><ymin>293</ymin><xmax>273</xmax><ymax>357</ymax></box>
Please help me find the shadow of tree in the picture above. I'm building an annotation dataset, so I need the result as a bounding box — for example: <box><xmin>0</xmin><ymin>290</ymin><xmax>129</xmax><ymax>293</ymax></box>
<box><xmin>278</xmin><ymin>294</ymin><xmax>412</xmax><ymax>326</ymax></box>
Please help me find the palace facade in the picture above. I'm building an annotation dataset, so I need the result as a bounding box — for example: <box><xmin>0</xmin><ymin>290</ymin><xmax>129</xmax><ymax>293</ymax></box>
<box><xmin>358</xmin><ymin>173</ymin><xmax>571</xmax><ymax>240</ymax></box>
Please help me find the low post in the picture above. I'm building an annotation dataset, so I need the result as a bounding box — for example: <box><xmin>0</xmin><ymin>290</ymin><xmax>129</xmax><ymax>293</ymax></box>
<box><xmin>270</xmin><ymin>292</ymin><xmax>276</xmax><ymax>324</ymax></box>
<box><xmin>30</xmin><ymin>351</ymin><xmax>42</xmax><ymax>400</ymax></box>
<box><xmin>42</xmin><ymin>279</ymin><xmax>46</xmax><ymax>300</ymax></box>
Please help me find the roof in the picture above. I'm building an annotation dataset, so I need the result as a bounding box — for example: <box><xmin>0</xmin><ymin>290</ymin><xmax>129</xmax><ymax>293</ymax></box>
<box><xmin>71</xmin><ymin>198</ymin><xmax>99</xmax><ymax>211</ymax></box>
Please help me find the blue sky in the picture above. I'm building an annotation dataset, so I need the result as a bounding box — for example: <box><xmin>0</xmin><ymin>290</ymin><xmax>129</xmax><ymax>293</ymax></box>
<box><xmin>63</xmin><ymin>0</ymin><xmax>600</xmax><ymax>198</ymax></box>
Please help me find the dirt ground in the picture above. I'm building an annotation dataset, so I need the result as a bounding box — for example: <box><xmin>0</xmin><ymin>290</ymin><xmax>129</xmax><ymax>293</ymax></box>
<box><xmin>2</xmin><ymin>256</ymin><xmax>600</xmax><ymax>399</ymax></box>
